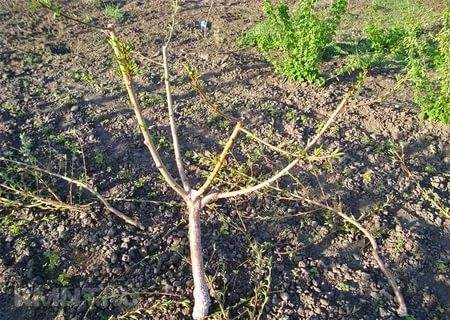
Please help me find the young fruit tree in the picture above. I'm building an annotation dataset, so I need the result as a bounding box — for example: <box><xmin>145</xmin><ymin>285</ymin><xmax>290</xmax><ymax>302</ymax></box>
<box><xmin>20</xmin><ymin>1</ymin><xmax>409</xmax><ymax>319</ymax></box>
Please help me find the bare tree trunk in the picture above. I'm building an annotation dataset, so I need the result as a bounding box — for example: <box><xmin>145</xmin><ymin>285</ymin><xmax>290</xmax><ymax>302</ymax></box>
<box><xmin>188</xmin><ymin>199</ymin><xmax>211</xmax><ymax>319</ymax></box>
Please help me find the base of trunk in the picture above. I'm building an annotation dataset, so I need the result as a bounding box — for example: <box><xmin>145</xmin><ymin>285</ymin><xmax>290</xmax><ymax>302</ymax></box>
<box><xmin>192</xmin><ymin>288</ymin><xmax>211</xmax><ymax>319</ymax></box>
<box><xmin>188</xmin><ymin>199</ymin><xmax>211</xmax><ymax>319</ymax></box>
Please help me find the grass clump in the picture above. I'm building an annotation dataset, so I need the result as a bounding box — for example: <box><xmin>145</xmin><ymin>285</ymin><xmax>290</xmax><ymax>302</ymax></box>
<box><xmin>241</xmin><ymin>0</ymin><xmax>348</xmax><ymax>85</ymax></box>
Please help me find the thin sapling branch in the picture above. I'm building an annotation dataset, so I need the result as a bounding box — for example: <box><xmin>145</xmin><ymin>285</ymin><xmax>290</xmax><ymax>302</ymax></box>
<box><xmin>107</xmin><ymin>28</ymin><xmax>187</xmax><ymax>200</ymax></box>
<box><xmin>0</xmin><ymin>158</ymin><xmax>145</xmax><ymax>230</ymax></box>
<box><xmin>196</xmin><ymin>122</ymin><xmax>242</xmax><ymax>197</ymax></box>
<box><xmin>162</xmin><ymin>45</ymin><xmax>190</xmax><ymax>192</ymax></box>
<box><xmin>203</xmin><ymin>87</ymin><xmax>355</xmax><ymax>203</ymax></box>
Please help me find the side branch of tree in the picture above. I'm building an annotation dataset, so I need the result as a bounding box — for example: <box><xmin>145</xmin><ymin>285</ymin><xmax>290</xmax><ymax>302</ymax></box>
<box><xmin>202</xmin><ymin>88</ymin><xmax>354</xmax><ymax>204</ymax></box>
<box><xmin>107</xmin><ymin>29</ymin><xmax>187</xmax><ymax>200</ymax></box>
<box><xmin>197</xmin><ymin>122</ymin><xmax>242</xmax><ymax>197</ymax></box>
<box><xmin>290</xmin><ymin>195</ymin><xmax>408</xmax><ymax>316</ymax></box>
<box><xmin>162</xmin><ymin>45</ymin><xmax>190</xmax><ymax>192</ymax></box>
<box><xmin>0</xmin><ymin>158</ymin><xmax>145</xmax><ymax>230</ymax></box>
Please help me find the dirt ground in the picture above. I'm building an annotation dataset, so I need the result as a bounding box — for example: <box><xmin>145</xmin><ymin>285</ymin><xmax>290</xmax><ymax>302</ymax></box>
<box><xmin>0</xmin><ymin>1</ymin><xmax>449</xmax><ymax>319</ymax></box>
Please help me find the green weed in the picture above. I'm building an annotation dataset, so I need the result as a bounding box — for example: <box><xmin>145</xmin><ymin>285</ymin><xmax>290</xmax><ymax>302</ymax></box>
<box><xmin>370</xmin><ymin>227</ymin><xmax>384</xmax><ymax>239</ymax></box>
<box><xmin>424</xmin><ymin>164</ymin><xmax>437</xmax><ymax>174</ymax></box>
<box><xmin>393</xmin><ymin>236</ymin><xmax>405</xmax><ymax>255</ymax></box>
<box><xmin>406</xmin><ymin>11</ymin><xmax>450</xmax><ymax>123</ymax></box>
<box><xmin>52</xmin><ymin>91</ymin><xmax>77</xmax><ymax>107</ymax></box>
<box><xmin>0</xmin><ymin>216</ymin><xmax>23</xmax><ymax>236</ymax></box>
<box><xmin>19</xmin><ymin>133</ymin><xmax>36</xmax><ymax>164</ymax></box>
<box><xmin>285</xmin><ymin>110</ymin><xmax>298</xmax><ymax>122</ymax></box>
<box><xmin>139</xmin><ymin>92</ymin><xmax>165</xmax><ymax>108</ymax></box>
<box><xmin>341</xmin><ymin>219</ymin><xmax>358</xmax><ymax>235</ymax></box>
<box><xmin>244</xmin><ymin>242</ymin><xmax>272</xmax><ymax>320</ymax></box>
<box><xmin>104</xmin><ymin>4</ymin><xmax>125</xmax><ymax>22</ymax></box>
<box><xmin>30</xmin><ymin>0</ymin><xmax>61</xmax><ymax>16</ymax></box>
<box><xmin>19</xmin><ymin>51</ymin><xmax>42</xmax><ymax>66</ymax></box>
<box><xmin>308</xmin><ymin>266</ymin><xmax>320</xmax><ymax>276</ymax></box>
<box><xmin>153</xmin><ymin>133</ymin><xmax>170</xmax><ymax>151</ymax></box>
<box><xmin>0</xmin><ymin>101</ymin><xmax>25</xmax><ymax>118</ymax></box>
<box><xmin>48</xmin><ymin>131</ymin><xmax>80</xmax><ymax>154</ymax></box>
<box><xmin>94</xmin><ymin>151</ymin><xmax>106</xmax><ymax>167</ymax></box>
<box><xmin>336</xmin><ymin>282</ymin><xmax>351</xmax><ymax>292</ymax></box>
<box><xmin>69</xmin><ymin>69</ymin><xmax>96</xmax><ymax>86</ymax></box>
<box><xmin>436</xmin><ymin>260</ymin><xmax>448</xmax><ymax>274</ymax></box>
<box><xmin>339</xmin><ymin>1</ymin><xmax>449</xmax><ymax>123</ymax></box>
<box><xmin>133</xmin><ymin>177</ymin><xmax>146</xmax><ymax>189</ymax></box>
<box><xmin>57</xmin><ymin>272</ymin><xmax>70</xmax><ymax>286</ymax></box>
<box><xmin>362</xmin><ymin>170</ymin><xmax>374</xmax><ymax>185</ymax></box>
<box><xmin>43</xmin><ymin>250</ymin><xmax>60</xmax><ymax>272</ymax></box>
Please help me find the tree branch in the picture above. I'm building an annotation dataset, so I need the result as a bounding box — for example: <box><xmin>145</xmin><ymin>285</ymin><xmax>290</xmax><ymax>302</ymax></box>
<box><xmin>35</xmin><ymin>0</ymin><xmax>111</xmax><ymax>32</ymax></box>
<box><xmin>289</xmin><ymin>195</ymin><xmax>408</xmax><ymax>317</ymax></box>
<box><xmin>107</xmin><ymin>28</ymin><xmax>187</xmax><ymax>200</ymax></box>
<box><xmin>197</xmin><ymin>122</ymin><xmax>242</xmax><ymax>197</ymax></box>
<box><xmin>213</xmin><ymin>167</ymin><xmax>408</xmax><ymax>317</ymax></box>
<box><xmin>165</xmin><ymin>0</ymin><xmax>180</xmax><ymax>47</ymax></box>
<box><xmin>162</xmin><ymin>45</ymin><xmax>190</xmax><ymax>192</ymax></box>
<box><xmin>187</xmin><ymin>69</ymin><xmax>305</xmax><ymax>158</ymax></box>
<box><xmin>0</xmin><ymin>158</ymin><xmax>145</xmax><ymax>230</ymax></box>
<box><xmin>202</xmin><ymin>89</ymin><xmax>354</xmax><ymax>205</ymax></box>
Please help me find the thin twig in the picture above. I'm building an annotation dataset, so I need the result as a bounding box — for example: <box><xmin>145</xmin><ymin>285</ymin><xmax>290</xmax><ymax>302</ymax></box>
<box><xmin>165</xmin><ymin>0</ymin><xmax>180</xmax><ymax>47</ymax></box>
<box><xmin>187</xmin><ymin>69</ymin><xmax>320</xmax><ymax>158</ymax></box>
<box><xmin>133</xmin><ymin>50</ymin><xmax>163</xmax><ymax>66</ymax></box>
<box><xmin>75</xmin><ymin>133</ymin><xmax>89</xmax><ymax>184</ymax></box>
<box><xmin>240</xmin><ymin>127</ymin><xmax>295</xmax><ymax>157</ymax></box>
<box><xmin>0</xmin><ymin>183</ymin><xmax>91</xmax><ymax>213</ymax></box>
<box><xmin>36</xmin><ymin>1</ymin><xmax>111</xmax><ymax>32</ymax></box>
<box><xmin>206</xmin><ymin>0</ymin><xmax>215</xmax><ymax>22</ymax></box>
<box><xmin>391</xmin><ymin>147</ymin><xmax>449</xmax><ymax>218</ymax></box>
<box><xmin>38</xmin><ymin>3</ymin><xmax>188</xmax><ymax>199</ymax></box>
<box><xmin>303</xmin><ymin>91</ymin><xmax>351</xmax><ymax>152</ymax></box>
<box><xmin>59</xmin><ymin>12</ymin><xmax>110</xmax><ymax>32</ymax></box>
<box><xmin>162</xmin><ymin>45</ymin><xmax>190</xmax><ymax>192</ymax></box>
<box><xmin>197</xmin><ymin>122</ymin><xmax>242</xmax><ymax>196</ymax></box>
<box><xmin>202</xmin><ymin>88</ymin><xmax>355</xmax><ymax>204</ymax></box>
<box><xmin>288</xmin><ymin>194</ymin><xmax>408</xmax><ymax>317</ymax></box>
<box><xmin>215</xmin><ymin>167</ymin><xmax>408</xmax><ymax>316</ymax></box>
<box><xmin>0</xmin><ymin>158</ymin><xmax>145</xmax><ymax>230</ymax></box>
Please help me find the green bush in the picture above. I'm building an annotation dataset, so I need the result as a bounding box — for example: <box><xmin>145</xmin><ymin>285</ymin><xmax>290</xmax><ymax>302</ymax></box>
<box><xmin>406</xmin><ymin>11</ymin><xmax>450</xmax><ymax>123</ymax></box>
<box><xmin>338</xmin><ymin>0</ymin><xmax>423</xmax><ymax>74</ymax></box>
<box><xmin>365</xmin><ymin>0</ymin><xmax>422</xmax><ymax>53</ymax></box>
<box><xmin>339</xmin><ymin>0</ymin><xmax>449</xmax><ymax>124</ymax></box>
<box><xmin>241</xmin><ymin>0</ymin><xmax>348</xmax><ymax>85</ymax></box>
<box><xmin>365</xmin><ymin>25</ymin><xmax>410</xmax><ymax>54</ymax></box>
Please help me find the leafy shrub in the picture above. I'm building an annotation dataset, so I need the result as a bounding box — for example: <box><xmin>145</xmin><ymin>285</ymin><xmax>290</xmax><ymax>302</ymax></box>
<box><xmin>241</xmin><ymin>0</ymin><xmax>348</xmax><ymax>85</ymax></box>
<box><xmin>338</xmin><ymin>0</ymin><xmax>423</xmax><ymax>74</ymax></box>
<box><xmin>406</xmin><ymin>11</ymin><xmax>450</xmax><ymax>123</ymax></box>
<box><xmin>339</xmin><ymin>0</ymin><xmax>449</xmax><ymax>123</ymax></box>
<box><xmin>365</xmin><ymin>25</ymin><xmax>410</xmax><ymax>54</ymax></box>
<box><xmin>365</xmin><ymin>0</ymin><xmax>423</xmax><ymax>52</ymax></box>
